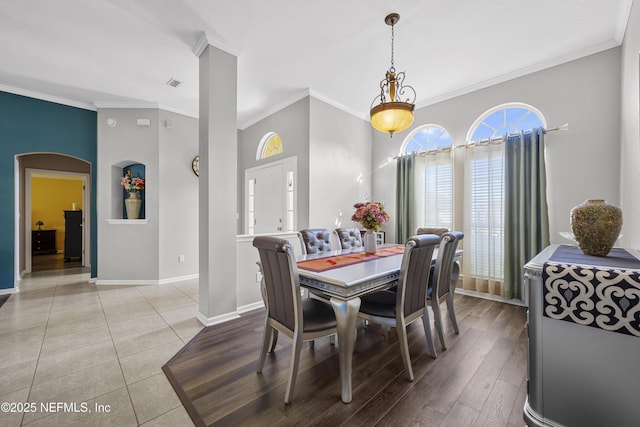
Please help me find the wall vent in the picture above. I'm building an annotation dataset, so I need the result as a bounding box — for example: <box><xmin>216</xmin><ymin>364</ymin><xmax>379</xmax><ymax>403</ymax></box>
<box><xmin>166</xmin><ymin>78</ymin><xmax>182</xmax><ymax>88</ymax></box>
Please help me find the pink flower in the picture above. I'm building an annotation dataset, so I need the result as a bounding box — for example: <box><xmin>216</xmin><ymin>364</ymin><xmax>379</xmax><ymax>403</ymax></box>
<box><xmin>351</xmin><ymin>201</ymin><xmax>390</xmax><ymax>232</ymax></box>
<box><xmin>121</xmin><ymin>171</ymin><xmax>145</xmax><ymax>192</ymax></box>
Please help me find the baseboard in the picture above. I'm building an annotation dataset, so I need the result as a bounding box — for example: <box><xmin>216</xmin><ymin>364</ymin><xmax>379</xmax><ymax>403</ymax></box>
<box><xmin>0</xmin><ymin>287</ymin><xmax>18</xmax><ymax>296</ymax></box>
<box><xmin>455</xmin><ymin>288</ymin><xmax>526</xmax><ymax>307</ymax></box>
<box><xmin>237</xmin><ymin>300</ymin><xmax>264</xmax><ymax>314</ymax></box>
<box><xmin>96</xmin><ymin>279</ymin><xmax>159</xmax><ymax>286</ymax></box>
<box><xmin>196</xmin><ymin>310</ymin><xmax>240</xmax><ymax>326</ymax></box>
<box><xmin>96</xmin><ymin>274</ymin><xmax>199</xmax><ymax>286</ymax></box>
<box><xmin>157</xmin><ymin>274</ymin><xmax>199</xmax><ymax>285</ymax></box>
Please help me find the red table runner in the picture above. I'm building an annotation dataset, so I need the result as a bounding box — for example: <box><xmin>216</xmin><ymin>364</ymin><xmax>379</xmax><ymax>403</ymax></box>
<box><xmin>297</xmin><ymin>245</ymin><xmax>405</xmax><ymax>272</ymax></box>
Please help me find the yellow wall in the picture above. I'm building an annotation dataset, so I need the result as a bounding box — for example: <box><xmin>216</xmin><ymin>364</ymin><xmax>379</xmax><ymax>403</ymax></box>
<box><xmin>31</xmin><ymin>177</ymin><xmax>83</xmax><ymax>252</ymax></box>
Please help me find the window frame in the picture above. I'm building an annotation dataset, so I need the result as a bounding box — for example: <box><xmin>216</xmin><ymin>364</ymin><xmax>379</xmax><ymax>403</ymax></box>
<box><xmin>466</xmin><ymin>102</ymin><xmax>547</xmax><ymax>143</ymax></box>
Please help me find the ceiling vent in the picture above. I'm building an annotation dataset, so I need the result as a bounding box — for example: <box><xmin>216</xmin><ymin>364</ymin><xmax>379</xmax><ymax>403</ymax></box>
<box><xmin>166</xmin><ymin>78</ymin><xmax>182</xmax><ymax>88</ymax></box>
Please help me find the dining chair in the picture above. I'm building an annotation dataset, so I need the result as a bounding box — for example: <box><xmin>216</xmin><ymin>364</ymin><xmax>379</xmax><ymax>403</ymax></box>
<box><xmin>426</xmin><ymin>231</ymin><xmax>464</xmax><ymax>356</ymax></box>
<box><xmin>416</xmin><ymin>227</ymin><xmax>449</xmax><ymax>237</ymax></box>
<box><xmin>253</xmin><ymin>236</ymin><xmax>337</xmax><ymax>404</ymax></box>
<box><xmin>298</xmin><ymin>228</ymin><xmax>333</xmax><ymax>255</ymax></box>
<box><xmin>334</xmin><ymin>227</ymin><xmax>363</xmax><ymax>250</ymax></box>
<box><xmin>357</xmin><ymin>234</ymin><xmax>441</xmax><ymax>381</ymax></box>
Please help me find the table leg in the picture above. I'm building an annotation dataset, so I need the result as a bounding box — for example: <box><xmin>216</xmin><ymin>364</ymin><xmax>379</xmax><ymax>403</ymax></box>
<box><xmin>330</xmin><ymin>296</ymin><xmax>361</xmax><ymax>404</ymax></box>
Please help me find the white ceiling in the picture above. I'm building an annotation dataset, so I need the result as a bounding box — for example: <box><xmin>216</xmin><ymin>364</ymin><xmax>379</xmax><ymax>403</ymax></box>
<box><xmin>0</xmin><ymin>0</ymin><xmax>632</xmax><ymax>129</ymax></box>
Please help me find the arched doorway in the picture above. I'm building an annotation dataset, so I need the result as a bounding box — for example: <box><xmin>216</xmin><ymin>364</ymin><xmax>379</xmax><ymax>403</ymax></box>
<box><xmin>16</xmin><ymin>153</ymin><xmax>91</xmax><ymax>277</ymax></box>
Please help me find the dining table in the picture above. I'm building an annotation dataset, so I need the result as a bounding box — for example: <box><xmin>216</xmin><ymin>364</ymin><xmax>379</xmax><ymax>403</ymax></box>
<box><xmin>296</xmin><ymin>244</ymin><xmax>462</xmax><ymax>403</ymax></box>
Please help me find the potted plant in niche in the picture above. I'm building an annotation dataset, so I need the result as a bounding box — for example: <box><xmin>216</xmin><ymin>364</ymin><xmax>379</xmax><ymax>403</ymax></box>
<box><xmin>351</xmin><ymin>201</ymin><xmax>390</xmax><ymax>254</ymax></box>
<box><xmin>121</xmin><ymin>170</ymin><xmax>145</xmax><ymax>219</ymax></box>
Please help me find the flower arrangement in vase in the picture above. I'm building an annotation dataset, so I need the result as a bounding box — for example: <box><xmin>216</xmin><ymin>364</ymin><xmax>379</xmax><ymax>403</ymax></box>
<box><xmin>121</xmin><ymin>170</ymin><xmax>145</xmax><ymax>192</ymax></box>
<box><xmin>352</xmin><ymin>201</ymin><xmax>390</xmax><ymax>253</ymax></box>
<box><xmin>121</xmin><ymin>170</ymin><xmax>145</xmax><ymax>219</ymax></box>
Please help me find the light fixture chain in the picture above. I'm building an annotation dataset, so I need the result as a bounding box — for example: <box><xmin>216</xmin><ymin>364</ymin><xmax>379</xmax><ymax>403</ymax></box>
<box><xmin>390</xmin><ymin>21</ymin><xmax>395</xmax><ymax>70</ymax></box>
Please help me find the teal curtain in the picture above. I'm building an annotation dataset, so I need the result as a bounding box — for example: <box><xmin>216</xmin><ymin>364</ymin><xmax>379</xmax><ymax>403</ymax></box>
<box><xmin>395</xmin><ymin>153</ymin><xmax>416</xmax><ymax>244</ymax></box>
<box><xmin>504</xmin><ymin>128</ymin><xmax>550</xmax><ymax>300</ymax></box>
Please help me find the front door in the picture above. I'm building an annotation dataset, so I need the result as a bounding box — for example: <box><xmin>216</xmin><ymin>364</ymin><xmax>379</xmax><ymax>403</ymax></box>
<box><xmin>248</xmin><ymin>163</ymin><xmax>284</xmax><ymax>234</ymax></box>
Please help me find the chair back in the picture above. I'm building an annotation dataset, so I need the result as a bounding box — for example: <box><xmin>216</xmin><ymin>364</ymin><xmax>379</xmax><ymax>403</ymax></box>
<box><xmin>253</xmin><ymin>236</ymin><xmax>301</xmax><ymax>331</ymax></box>
<box><xmin>416</xmin><ymin>227</ymin><xmax>449</xmax><ymax>237</ymax></box>
<box><xmin>335</xmin><ymin>227</ymin><xmax>363</xmax><ymax>250</ymax></box>
<box><xmin>396</xmin><ymin>234</ymin><xmax>441</xmax><ymax>317</ymax></box>
<box><xmin>432</xmin><ymin>231</ymin><xmax>464</xmax><ymax>299</ymax></box>
<box><xmin>298</xmin><ymin>229</ymin><xmax>333</xmax><ymax>255</ymax></box>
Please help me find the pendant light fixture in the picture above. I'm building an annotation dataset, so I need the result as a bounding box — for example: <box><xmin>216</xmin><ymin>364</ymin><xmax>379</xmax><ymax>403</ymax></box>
<box><xmin>370</xmin><ymin>13</ymin><xmax>416</xmax><ymax>137</ymax></box>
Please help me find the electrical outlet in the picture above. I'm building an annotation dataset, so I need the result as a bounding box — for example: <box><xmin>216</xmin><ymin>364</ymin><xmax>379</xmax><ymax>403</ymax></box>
<box><xmin>178</xmin><ymin>255</ymin><xmax>185</xmax><ymax>263</ymax></box>
<box><xmin>256</xmin><ymin>272</ymin><xmax>263</xmax><ymax>282</ymax></box>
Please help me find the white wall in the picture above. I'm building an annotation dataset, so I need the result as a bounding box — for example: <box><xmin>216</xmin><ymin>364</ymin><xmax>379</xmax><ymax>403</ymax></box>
<box><xmin>620</xmin><ymin>2</ymin><xmax>640</xmax><ymax>250</ymax></box>
<box><xmin>309</xmin><ymin>97</ymin><xmax>372</xmax><ymax>232</ymax></box>
<box><xmin>97</xmin><ymin>108</ymin><xmax>161</xmax><ymax>281</ymax></box>
<box><xmin>238</xmin><ymin>97</ymin><xmax>310</xmax><ymax>233</ymax></box>
<box><xmin>373</xmin><ymin>48</ymin><xmax>622</xmax><ymax>245</ymax></box>
<box><xmin>158</xmin><ymin>110</ymin><xmax>199</xmax><ymax>280</ymax></box>
<box><xmin>235</xmin><ymin>232</ymin><xmax>301</xmax><ymax>311</ymax></box>
<box><xmin>97</xmin><ymin>108</ymin><xmax>199</xmax><ymax>283</ymax></box>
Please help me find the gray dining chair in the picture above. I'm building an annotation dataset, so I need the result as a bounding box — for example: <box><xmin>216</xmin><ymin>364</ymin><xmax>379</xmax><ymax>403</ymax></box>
<box><xmin>416</xmin><ymin>227</ymin><xmax>449</xmax><ymax>237</ymax></box>
<box><xmin>357</xmin><ymin>234</ymin><xmax>441</xmax><ymax>381</ymax></box>
<box><xmin>334</xmin><ymin>227</ymin><xmax>363</xmax><ymax>250</ymax></box>
<box><xmin>298</xmin><ymin>228</ymin><xmax>333</xmax><ymax>255</ymax></box>
<box><xmin>426</xmin><ymin>231</ymin><xmax>464</xmax><ymax>356</ymax></box>
<box><xmin>253</xmin><ymin>236</ymin><xmax>337</xmax><ymax>404</ymax></box>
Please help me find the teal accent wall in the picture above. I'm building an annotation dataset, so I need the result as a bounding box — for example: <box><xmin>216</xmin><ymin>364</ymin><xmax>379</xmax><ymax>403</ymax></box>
<box><xmin>0</xmin><ymin>91</ymin><xmax>97</xmax><ymax>289</ymax></box>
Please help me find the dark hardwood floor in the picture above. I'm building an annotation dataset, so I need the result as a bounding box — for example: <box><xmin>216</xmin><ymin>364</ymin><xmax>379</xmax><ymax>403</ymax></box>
<box><xmin>31</xmin><ymin>253</ymin><xmax>82</xmax><ymax>271</ymax></box>
<box><xmin>163</xmin><ymin>294</ymin><xmax>528</xmax><ymax>427</ymax></box>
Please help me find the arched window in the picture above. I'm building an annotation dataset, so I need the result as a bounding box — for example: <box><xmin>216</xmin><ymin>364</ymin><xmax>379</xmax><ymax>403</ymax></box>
<box><xmin>467</xmin><ymin>102</ymin><xmax>546</xmax><ymax>142</ymax></box>
<box><xmin>400</xmin><ymin>124</ymin><xmax>453</xmax><ymax>231</ymax></box>
<box><xmin>463</xmin><ymin>103</ymin><xmax>546</xmax><ymax>297</ymax></box>
<box><xmin>400</xmin><ymin>124</ymin><xmax>453</xmax><ymax>155</ymax></box>
<box><xmin>256</xmin><ymin>132</ymin><xmax>283</xmax><ymax>160</ymax></box>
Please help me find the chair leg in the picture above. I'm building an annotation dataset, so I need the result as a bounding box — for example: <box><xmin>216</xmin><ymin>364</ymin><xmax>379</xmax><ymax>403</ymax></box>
<box><xmin>284</xmin><ymin>333</ymin><xmax>303</xmax><ymax>404</ymax></box>
<box><xmin>421</xmin><ymin>308</ymin><xmax>437</xmax><ymax>358</ymax></box>
<box><xmin>396</xmin><ymin>324</ymin><xmax>414</xmax><ymax>381</ymax></box>
<box><xmin>432</xmin><ymin>300</ymin><xmax>447</xmax><ymax>351</ymax></box>
<box><xmin>446</xmin><ymin>296</ymin><xmax>459</xmax><ymax>334</ymax></box>
<box><xmin>257</xmin><ymin>323</ymin><xmax>273</xmax><ymax>373</ymax></box>
<box><xmin>269</xmin><ymin>329</ymin><xmax>279</xmax><ymax>352</ymax></box>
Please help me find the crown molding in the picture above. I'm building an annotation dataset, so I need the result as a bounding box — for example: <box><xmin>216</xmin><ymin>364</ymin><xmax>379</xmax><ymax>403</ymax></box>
<box><xmin>615</xmin><ymin>0</ymin><xmax>634</xmax><ymax>44</ymax></box>
<box><xmin>307</xmin><ymin>89</ymin><xmax>368</xmax><ymax>122</ymax></box>
<box><xmin>0</xmin><ymin>84</ymin><xmax>96</xmax><ymax>111</ymax></box>
<box><xmin>192</xmin><ymin>31</ymin><xmax>242</xmax><ymax>58</ymax></box>
<box><xmin>238</xmin><ymin>89</ymin><xmax>311</xmax><ymax>130</ymax></box>
<box><xmin>94</xmin><ymin>101</ymin><xmax>198</xmax><ymax>119</ymax></box>
<box><xmin>94</xmin><ymin>101</ymin><xmax>160</xmax><ymax>109</ymax></box>
<box><xmin>239</xmin><ymin>88</ymin><xmax>368</xmax><ymax>130</ymax></box>
<box><xmin>415</xmin><ymin>38</ymin><xmax>622</xmax><ymax>111</ymax></box>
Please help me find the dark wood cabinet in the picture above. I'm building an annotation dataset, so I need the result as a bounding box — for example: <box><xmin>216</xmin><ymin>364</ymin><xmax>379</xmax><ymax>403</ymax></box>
<box><xmin>32</xmin><ymin>230</ymin><xmax>56</xmax><ymax>255</ymax></box>
<box><xmin>64</xmin><ymin>210</ymin><xmax>82</xmax><ymax>261</ymax></box>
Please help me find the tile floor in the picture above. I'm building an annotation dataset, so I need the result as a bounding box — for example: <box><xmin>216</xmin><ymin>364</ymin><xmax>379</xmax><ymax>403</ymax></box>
<box><xmin>0</xmin><ymin>267</ymin><xmax>202</xmax><ymax>426</ymax></box>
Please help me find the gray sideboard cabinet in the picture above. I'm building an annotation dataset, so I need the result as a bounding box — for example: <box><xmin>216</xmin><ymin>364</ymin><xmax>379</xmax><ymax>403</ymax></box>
<box><xmin>523</xmin><ymin>245</ymin><xmax>640</xmax><ymax>427</ymax></box>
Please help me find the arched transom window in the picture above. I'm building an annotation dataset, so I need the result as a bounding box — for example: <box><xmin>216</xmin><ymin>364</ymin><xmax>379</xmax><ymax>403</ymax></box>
<box><xmin>400</xmin><ymin>124</ymin><xmax>453</xmax><ymax>155</ymax></box>
<box><xmin>400</xmin><ymin>124</ymin><xmax>454</xmax><ymax>231</ymax></box>
<box><xmin>256</xmin><ymin>132</ymin><xmax>283</xmax><ymax>160</ymax></box>
<box><xmin>467</xmin><ymin>103</ymin><xmax>546</xmax><ymax>142</ymax></box>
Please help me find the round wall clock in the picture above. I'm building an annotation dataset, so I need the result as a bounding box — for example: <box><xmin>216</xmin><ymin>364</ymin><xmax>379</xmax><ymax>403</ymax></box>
<box><xmin>191</xmin><ymin>155</ymin><xmax>199</xmax><ymax>177</ymax></box>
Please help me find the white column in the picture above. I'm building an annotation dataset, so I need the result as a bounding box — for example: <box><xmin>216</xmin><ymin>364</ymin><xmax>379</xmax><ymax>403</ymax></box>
<box><xmin>196</xmin><ymin>44</ymin><xmax>238</xmax><ymax>324</ymax></box>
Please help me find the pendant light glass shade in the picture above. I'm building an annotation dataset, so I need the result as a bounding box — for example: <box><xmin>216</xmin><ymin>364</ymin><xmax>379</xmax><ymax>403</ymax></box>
<box><xmin>370</xmin><ymin>13</ymin><xmax>416</xmax><ymax>138</ymax></box>
<box><xmin>370</xmin><ymin>102</ymin><xmax>414</xmax><ymax>137</ymax></box>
